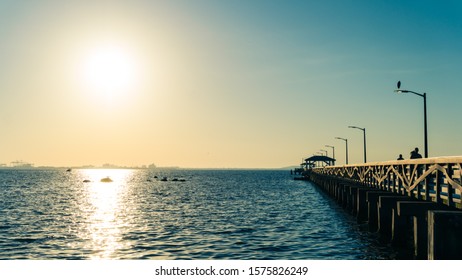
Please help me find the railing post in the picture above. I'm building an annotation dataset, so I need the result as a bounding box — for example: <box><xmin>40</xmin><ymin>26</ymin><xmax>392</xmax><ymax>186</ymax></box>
<box><xmin>386</xmin><ymin>168</ymin><xmax>390</xmax><ymax>191</ymax></box>
<box><xmin>416</xmin><ymin>164</ymin><xmax>422</xmax><ymax>201</ymax></box>
<box><xmin>446</xmin><ymin>163</ymin><xmax>455</xmax><ymax>208</ymax></box>
<box><xmin>435</xmin><ymin>169</ymin><xmax>442</xmax><ymax>204</ymax></box>
<box><xmin>398</xmin><ymin>164</ymin><xmax>405</xmax><ymax>195</ymax></box>
<box><xmin>424</xmin><ymin>163</ymin><xmax>430</xmax><ymax>202</ymax></box>
<box><xmin>406</xmin><ymin>164</ymin><xmax>413</xmax><ymax>197</ymax></box>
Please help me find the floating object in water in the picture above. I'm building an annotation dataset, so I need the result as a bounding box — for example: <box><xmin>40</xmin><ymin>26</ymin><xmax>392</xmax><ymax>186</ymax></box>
<box><xmin>66</xmin><ymin>169</ymin><xmax>72</xmax><ymax>172</ymax></box>
<box><xmin>154</xmin><ymin>176</ymin><xmax>158</xmax><ymax>179</ymax></box>
<box><xmin>172</xmin><ymin>178</ymin><xmax>186</xmax><ymax>182</ymax></box>
<box><xmin>100</xmin><ymin>177</ymin><xmax>113</xmax><ymax>183</ymax></box>
<box><xmin>83</xmin><ymin>179</ymin><xmax>91</xmax><ymax>183</ymax></box>
<box><xmin>172</xmin><ymin>178</ymin><xmax>178</xmax><ymax>182</ymax></box>
<box><xmin>160</xmin><ymin>177</ymin><xmax>167</xmax><ymax>181</ymax></box>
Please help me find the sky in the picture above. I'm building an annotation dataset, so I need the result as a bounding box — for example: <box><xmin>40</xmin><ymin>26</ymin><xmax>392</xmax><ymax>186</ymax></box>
<box><xmin>0</xmin><ymin>0</ymin><xmax>461</xmax><ymax>168</ymax></box>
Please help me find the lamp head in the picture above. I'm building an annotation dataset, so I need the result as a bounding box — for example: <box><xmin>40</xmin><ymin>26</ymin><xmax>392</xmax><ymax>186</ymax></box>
<box><xmin>348</xmin><ymin>125</ymin><xmax>365</xmax><ymax>131</ymax></box>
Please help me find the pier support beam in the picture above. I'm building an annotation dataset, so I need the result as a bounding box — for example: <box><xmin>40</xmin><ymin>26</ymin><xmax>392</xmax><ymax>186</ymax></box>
<box><xmin>428</xmin><ymin>210</ymin><xmax>462</xmax><ymax>260</ymax></box>
<box><xmin>350</xmin><ymin>186</ymin><xmax>367</xmax><ymax>215</ymax></box>
<box><xmin>395</xmin><ymin>201</ymin><xmax>449</xmax><ymax>259</ymax></box>
<box><xmin>345</xmin><ymin>185</ymin><xmax>356</xmax><ymax>212</ymax></box>
<box><xmin>367</xmin><ymin>192</ymin><xmax>401</xmax><ymax>232</ymax></box>
<box><xmin>356</xmin><ymin>188</ymin><xmax>381</xmax><ymax>223</ymax></box>
<box><xmin>336</xmin><ymin>183</ymin><xmax>347</xmax><ymax>204</ymax></box>
<box><xmin>341</xmin><ymin>184</ymin><xmax>351</xmax><ymax>209</ymax></box>
<box><xmin>377</xmin><ymin>196</ymin><xmax>414</xmax><ymax>242</ymax></box>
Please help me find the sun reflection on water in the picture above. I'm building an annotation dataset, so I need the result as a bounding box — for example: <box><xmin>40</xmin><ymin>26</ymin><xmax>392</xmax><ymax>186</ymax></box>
<box><xmin>77</xmin><ymin>169</ymin><xmax>133</xmax><ymax>259</ymax></box>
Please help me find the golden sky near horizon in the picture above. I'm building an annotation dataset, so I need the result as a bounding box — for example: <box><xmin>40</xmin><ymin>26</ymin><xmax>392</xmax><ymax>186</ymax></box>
<box><xmin>1</xmin><ymin>1</ymin><xmax>462</xmax><ymax>168</ymax></box>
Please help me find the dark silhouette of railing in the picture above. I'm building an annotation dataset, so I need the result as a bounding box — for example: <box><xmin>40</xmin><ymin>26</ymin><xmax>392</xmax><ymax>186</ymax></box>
<box><xmin>310</xmin><ymin>156</ymin><xmax>462</xmax><ymax>209</ymax></box>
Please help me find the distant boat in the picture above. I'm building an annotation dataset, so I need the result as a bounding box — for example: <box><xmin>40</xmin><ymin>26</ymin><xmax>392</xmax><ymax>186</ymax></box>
<box><xmin>66</xmin><ymin>169</ymin><xmax>72</xmax><ymax>172</ymax></box>
<box><xmin>83</xmin><ymin>179</ymin><xmax>91</xmax><ymax>183</ymax></box>
<box><xmin>100</xmin><ymin>177</ymin><xmax>113</xmax><ymax>183</ymax></box>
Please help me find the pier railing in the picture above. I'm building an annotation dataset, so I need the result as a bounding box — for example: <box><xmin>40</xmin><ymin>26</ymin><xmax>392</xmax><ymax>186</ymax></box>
<box><xmin>310</xmin><ymin>156</ymin><xmax>462</xmax><ymax>209</ymax></box>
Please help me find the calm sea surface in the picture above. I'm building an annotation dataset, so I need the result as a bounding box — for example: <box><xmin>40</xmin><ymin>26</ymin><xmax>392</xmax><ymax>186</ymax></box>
<box><xmin>0</xmin><ymin>169</ymin><xmax>400</xmax><ymax>259</ymax></box>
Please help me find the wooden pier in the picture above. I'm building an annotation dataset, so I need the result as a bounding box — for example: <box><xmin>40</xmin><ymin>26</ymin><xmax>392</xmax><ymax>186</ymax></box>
<box><xmin>302</xmin><ymin>156</ymin><xmax>462</xmax><ymax>259</ymax></box>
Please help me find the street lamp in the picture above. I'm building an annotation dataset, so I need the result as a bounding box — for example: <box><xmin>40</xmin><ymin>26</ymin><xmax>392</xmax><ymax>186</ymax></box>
<box><xmin>335</xmin><ymin>137</ymin><xmax>348</xmax><ymax>164</ymax></box>
<box><xmin>320</xmin><ymin>149</ymin><xmax>328</xmax><ymax>156</ymax></box>
<box><xmin>325</xmin><ymin>145</ymin><xmax>335</xmax><ymax>161</ymax></box>
<box><xmin>395</xmin><ymin>81</ymin><xmax>428</xmax><ymax>158</ymax></box>
<box><xmin>348</xmin><ymin>126</ymin><xmax>367</xmax><ymax>163</ymax></box>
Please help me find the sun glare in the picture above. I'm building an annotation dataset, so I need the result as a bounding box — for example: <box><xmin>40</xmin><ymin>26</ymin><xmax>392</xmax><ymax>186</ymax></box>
<box><xmin>79</xmin><ymin>43</ymin><xmax>140</xmax><ymax>100</ymax></box>
<box><xmin>77</xmin><ymin>169</ymin><xmax>134</xmax><ymax>259</ymax></box>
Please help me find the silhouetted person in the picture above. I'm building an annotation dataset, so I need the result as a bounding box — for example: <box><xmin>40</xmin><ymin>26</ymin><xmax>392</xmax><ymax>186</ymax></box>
<box><xmin>397</xmin><ymin>154</ymin><xmax>404</xmax><ymax>160</ymax></box>
<box><xmin>410</xmin><ymin>147</ymin><xmax>422</xmax><ymax>159</ymax></box>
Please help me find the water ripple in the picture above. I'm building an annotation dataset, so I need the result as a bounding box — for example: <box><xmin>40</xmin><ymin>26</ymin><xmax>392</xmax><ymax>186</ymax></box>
<box><xmin>0</xmin><ymin>169</ymin><xmax>400</xmax><ymax>259</ymax></box>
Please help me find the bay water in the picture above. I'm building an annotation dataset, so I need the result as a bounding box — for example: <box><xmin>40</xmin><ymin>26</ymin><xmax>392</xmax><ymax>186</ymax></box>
<box><xmin>0</xmin><ymin>169</ymin><xmax>399</xmax><ymax>259</ymax></box>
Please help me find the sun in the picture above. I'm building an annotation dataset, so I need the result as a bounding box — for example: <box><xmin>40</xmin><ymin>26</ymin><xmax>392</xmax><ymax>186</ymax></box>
<box><xmin>79</xmin><ymin>43</ymin><xmax>140</xmax><ymax>100</ymax></box>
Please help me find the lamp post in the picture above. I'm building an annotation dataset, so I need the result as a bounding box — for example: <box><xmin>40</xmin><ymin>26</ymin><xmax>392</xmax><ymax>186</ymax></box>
<box><xmin>320</xmin><ymin>149</ymin><xmax>328</xmax><ymax>157</ymax></box>
<box><xmin>335</xmin><ymin>137</ymin><xmax>348</xmax><ymax>164</ymax></box>
<box><xmin>325</xmin><ymin>145</ymin><xmax>335</xmax><ymax>161</ymax></box>
<box><xmin>395</xmin><ymin>81</ymin><xmax>428</xmax><ymax>158</ymax></box>
<box><xmin>348</xmin><ymin>126</ymin><xmax>367</xmax><ymax>163</ymax></box>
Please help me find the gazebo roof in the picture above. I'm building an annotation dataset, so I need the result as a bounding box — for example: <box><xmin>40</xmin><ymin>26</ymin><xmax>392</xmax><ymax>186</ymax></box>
<box><xmin>304</xmin><ymin>155</ymin><xmax>336</xmax><ymax>162</ymax></box>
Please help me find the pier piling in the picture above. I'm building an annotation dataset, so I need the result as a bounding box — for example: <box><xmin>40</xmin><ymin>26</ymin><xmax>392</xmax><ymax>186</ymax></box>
<box><xmin>356</xmin><ymin>188</ymin><xmax>381</xmax><ymax>222</ymax></box>
<box><xmin>395</xmin><ymin>201</ymin><xmax>449</xmax><ymax>259</ymax></box>
<box><xmin>377</xmin><ymin>196</ymin><xmax>414</xmax><ymax>242</ymax></box>
<box><xmin>366</xmin><ymin>192</ymin><xmax>400</xmax><ymax>232</ymax></box>
<box><xmin>428</xmin><ymin>210</ymin><xmax>462</xmax><ymax>260</ymax></box>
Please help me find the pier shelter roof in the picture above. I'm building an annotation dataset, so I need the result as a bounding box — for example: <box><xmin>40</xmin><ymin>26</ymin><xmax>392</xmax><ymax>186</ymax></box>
<box><xmin>303</xmin><ymin>155</ymin><xmax>336</xmax><ymax>168</ymax></box>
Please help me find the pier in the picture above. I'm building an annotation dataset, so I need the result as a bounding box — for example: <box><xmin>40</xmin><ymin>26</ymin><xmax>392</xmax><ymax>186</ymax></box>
<box><xmin>299</xmin><ymin>156</ymin><xmax>462</xmax><ymax>259</ymax></box>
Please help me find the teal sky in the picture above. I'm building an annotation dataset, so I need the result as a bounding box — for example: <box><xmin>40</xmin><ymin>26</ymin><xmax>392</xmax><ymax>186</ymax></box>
<box><xmin>0</xmin><ymin>0</ymin><xmax>461</xmax><ymax>168</ymax></box>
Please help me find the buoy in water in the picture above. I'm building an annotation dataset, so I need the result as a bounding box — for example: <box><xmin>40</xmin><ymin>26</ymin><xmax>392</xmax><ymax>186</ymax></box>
<box><xmin>100</xmin><ymin>177</ymin><xmax>113</xmax><ymax>183</ymax></box>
